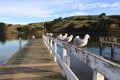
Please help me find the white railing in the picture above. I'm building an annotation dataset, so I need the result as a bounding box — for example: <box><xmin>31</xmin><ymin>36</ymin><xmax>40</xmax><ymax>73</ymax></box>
<box><xmin>43</xmin><ymin>35</ymin><xmax>120</xmax><ymax>80</ymax></box>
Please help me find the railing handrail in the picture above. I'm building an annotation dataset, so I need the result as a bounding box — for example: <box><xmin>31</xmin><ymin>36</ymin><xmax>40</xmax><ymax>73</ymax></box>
<box><xmin>99</xmin><ymin>37</ymin><xmax>120</xmax><ymax>45</ymax></box>
<box><xmin>43</xmin><ymin>35</ymin><xmax>79</xmax><ymax>80</ymax></box>
<box><xmin>43</xmin><ymin>35</ymin><xmax>120</xmax><ymax>80</ymax></box>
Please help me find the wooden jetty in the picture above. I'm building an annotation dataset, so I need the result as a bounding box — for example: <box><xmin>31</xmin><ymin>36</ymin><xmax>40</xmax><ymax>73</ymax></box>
<box><xmin>0</xmin><ymin>39</ymin><xmax>64</xmax><ymax>80</ymax></box>
<box><xmin>44</xmin><ymin>35</ymin><xmax>120</xmax><ymax>80</ymax></box>
<box><xmin>0</xmin><ymin>35</ymin><xmax>120</xmax><ymax>80</ymax></box>
<box><xmin>99</xmin><ymin>37</ymin><xmax>119</xmax><ymax>60</ymax></box>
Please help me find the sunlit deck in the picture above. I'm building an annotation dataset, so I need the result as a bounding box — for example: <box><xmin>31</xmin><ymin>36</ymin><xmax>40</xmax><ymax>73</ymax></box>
<box><xmin>0</xmin><ymin>39</ymin><xmax>64</xmax><ymax>80</ymax></box>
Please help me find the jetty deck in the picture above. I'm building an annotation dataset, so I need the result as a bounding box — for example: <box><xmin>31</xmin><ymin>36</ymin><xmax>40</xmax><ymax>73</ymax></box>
<box><xmin>0</xmin><ymin>39</ymin><xmax>64</xmax><ymax>80</ymax></box>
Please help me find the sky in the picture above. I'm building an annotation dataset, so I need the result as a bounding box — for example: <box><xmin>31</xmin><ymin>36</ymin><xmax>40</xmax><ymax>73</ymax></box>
<box><xmin>0</xmin><ymin>0</ymin><xmax>120</xmax><ymax>24</ymax></box>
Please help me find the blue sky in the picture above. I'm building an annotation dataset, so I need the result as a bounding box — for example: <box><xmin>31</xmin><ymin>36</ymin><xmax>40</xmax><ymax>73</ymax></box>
<box><xmin>0</xmin><ymin>0</ymin><xmax>120</xmax><ymax>24</ymax></box>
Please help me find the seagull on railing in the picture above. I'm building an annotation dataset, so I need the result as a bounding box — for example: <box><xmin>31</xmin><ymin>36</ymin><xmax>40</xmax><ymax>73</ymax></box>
<box><xmin>57</xmin><ymin>34</ymin><xmax>62</xmax><ymax>39</ymax></box>
<box><xmin>59</xmin><ymin>33</ymin><xmax>68</xmax><ymax>40</ymax></box>
<box><xmin>73</xmin><ymin>34</ymin><xmax>90</xmax><ymax>48</ymax></box>
<box><xmin>63</xmin><ymin>35</ymin><xmax>73</xmax><ymax>43</ymax></box>
<box><xmin>46</xmin><ymin>33</ymin><xmax>53</xmax><ymax>37</ymax></box>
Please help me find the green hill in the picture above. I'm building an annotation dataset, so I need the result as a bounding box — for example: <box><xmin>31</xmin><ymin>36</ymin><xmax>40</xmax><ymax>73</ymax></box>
<box><xmin>1</xmin><ymin>13</ymin><xmax>120</xmax><ymax>36</ymax></box>
<box><xmin>44</xmin><ymin>13</ymin><xmax>120</xmax><ymax>35</ymax></box>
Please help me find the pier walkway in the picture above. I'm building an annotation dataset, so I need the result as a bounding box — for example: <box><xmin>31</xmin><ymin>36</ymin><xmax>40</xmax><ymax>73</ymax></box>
<box><xmin>0</xmin><ymin>39</ymin><xmax>64</xmax><ymax>80</ymax></box>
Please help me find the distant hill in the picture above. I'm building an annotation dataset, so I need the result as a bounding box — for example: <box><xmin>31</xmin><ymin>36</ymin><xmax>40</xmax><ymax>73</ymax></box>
<box><xmin>44</xmin><ymin>13</ymin><xmax>120</xmax><ymax>35</ymax></box>
<box><xmin>1</xmin><ymin>13</ymin><xmax>120</xmax><ymax>36</ymax></box>
<box><xmin>1</xmin><ymin>22</ymin><xmax>44</xmax><ymax>34</ymax></box>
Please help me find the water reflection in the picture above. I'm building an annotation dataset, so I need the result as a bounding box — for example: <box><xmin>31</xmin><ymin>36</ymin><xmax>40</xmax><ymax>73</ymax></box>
<box><xmin>0</xmin><ymin>33</ymin><xmax>43</xmax><ymax>64</ymax></box>
<box><xmin>85</xmin><ymin>36</ymin><xmax>120</xmax><ymax>63</ymax></box>
<box><xmin>18</xmin><ymin>37</ymin><xmax>22</xmax><ymax>49</ymax></box>
<box><xmin>0</xmin><ymin>33</ymin><xmax>29</xmax><ymax>64</ymax></box>
<box><xmin>0</xmin><ymin>33</ymin><xmax>7</xmax><ymax>44</ymax></box>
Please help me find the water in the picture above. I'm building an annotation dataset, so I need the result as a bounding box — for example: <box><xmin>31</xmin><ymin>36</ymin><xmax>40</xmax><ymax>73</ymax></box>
<box><xmin>0</xmin><ymin>34</ymin><xmax>28</xmax><ymax>64</ymax></box>
<box><xmin>0</xmin><ymin>40</ymin><xmax>28</xmax><ymax>64</ymax></box>
<box><xmin>85</xmin><ymin>40</ymin><xmax>120</xmax><ymax>63</ymax></box>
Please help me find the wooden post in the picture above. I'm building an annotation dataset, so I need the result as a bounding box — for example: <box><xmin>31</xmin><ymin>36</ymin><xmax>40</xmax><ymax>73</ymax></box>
<box><xmin>63</xmin><ymin>48</ymin><xmax>67</xmax><ymax>63</ymax></box>
<box><xmin>47</xmin><ymin>38</ymin><xmax>50</xmax><ymax>49</ymax></box>
<box><xmin>50</xmin><ymin>39</ymin><xmax>52</xmax><ymax>54</ymax></box>
<box><xmin>54</xmin><ymin>42</ymin><xmax>57</xmax><ymax>62</ymax></box>
<box><xmin>97</xmin><ymin>72</ymin><xmax>105</xmax><ymax>80</ymax></box>
<box><xmin>19</xmin><ymin>37</ymin><xmax>22</xmax><ymax>49</ymax></box>
<box><xmin>93</xmin><ymin>69</ymin><xmax>97</xmax><ymax>80</ymax></box>
<box><xmin>111</xmin><ymin>44</ymin><xmax>115</xmax><ymax>61</ymax></box>
<box><xmin>63</xmin><ymin>48</ymin><xmax>70</xmax><ymax>67</ymax></box>
<box><xmin>66</xmin><ymin>55</ymin><xmax>70</xmax><ymax>67</ymax></box>
<box><xmin>93</xmin><ymin>70</ymin><xmax>104</xmax><ymax>80</ymax></box>
<box><xmin>100</xmin><ymin>42</ymin><xmax>103</xmax><ymax>56</ymax></box>
<box><xmin>44</xmin><ymin>36</ymin><xmax>48</xmax><ymax>46</ymax></box>
<box><xmin>63</xmin><ymin>48</ymin><xmax>67</xmax><ymax>60</ymax></box>
<box><xmin>99</xmin><ymin>37</ymin><xmax>103</xmax><ymax>56</ymax></box>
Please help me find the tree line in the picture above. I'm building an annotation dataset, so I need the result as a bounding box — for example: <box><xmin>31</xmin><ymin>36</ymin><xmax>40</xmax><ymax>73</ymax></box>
<box><xmin>0</xmin><ymin>22</ymin><xmax>6</xmax><ymax>33</ymax></box>
<box><xmin>44</xmin><ymin>13</ymin><xmax>120</xmax><ymax>34</ymax></box>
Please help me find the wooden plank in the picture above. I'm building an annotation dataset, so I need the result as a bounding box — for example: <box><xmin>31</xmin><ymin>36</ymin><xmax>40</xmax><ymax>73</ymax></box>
<box><xmin>0</xmin><ymin>62</ymin><xmax>57</xmax><ymax>68</ymax></box>
<box><xmin>0</xmin><ymin>72</ymin><xmax>61</xmax><ymax>79</ymax></box>
<box><xmin>0</xmin><ymin>39</ymin><xmax>64</xmax><ymax>80</ymax></box>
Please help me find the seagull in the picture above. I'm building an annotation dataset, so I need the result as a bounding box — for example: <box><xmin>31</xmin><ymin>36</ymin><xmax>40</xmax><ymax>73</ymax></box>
<box><xmin>49</xmin><ymin>33</ymin><xmax>53</xmax><ymax>36</ymax></box>
<box><xmin>63</xmin><ymin>35</ymin><xmax>73</xmax><ymax>43</ymax></box>
<box><xmin>57</xmin><ymin>34</ymin><xmax>62</xmax><ymax>39</ymax></box>
<box><xmin>46</xmin><ymin>33</ymin><xmax>53</xmax><ymax>36</ymax></box>
<box><xmin>59</xmin><ymin>33</ymin><xmax>68</xmax><ymax>40</ymax></box>
<box><xmin>73</xmin><ymin>34</ymin><xmax>90</xmax><ymax>47</ymax></box>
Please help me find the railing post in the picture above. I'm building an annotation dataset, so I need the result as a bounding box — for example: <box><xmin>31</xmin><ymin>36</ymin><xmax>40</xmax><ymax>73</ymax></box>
<box><xmin>93</xmin><ymin>69</ymin><xmax>97</xmax><ymax>80</ymax></box>
<box><xmin>93</xmin><ymin>70</ymin><xmax>104</xmax><ymax>80</ymax></box>
<box><xmin>46</xmin><ymin>37</ymin><xmax>49</xmax><ymax>49</ymax></box>
<box><xmin>96</xmin><ymin>72</ymin><xmax>104</xmax><ymax>80</ymax></box>
<box><xmin>50</xmin><ymin>39</ymin><xmax>53</xmax><ymax>54</ymax></box>
<box><xmin>111</xmin><ymin>44</ymin><xmax>115</xmax><ymax>61</ymax></box>
<box><xmin>63</xmin><ymin>48</ymin><xmax>70</xmax><ymax>67</ymax></box>
<box><xmin>43</xmin><ymin>35</ymin><xmax>47</xmax><ymax>46</ymax></box>
<box><xmin>63</xmin><ymin>48</ymin><xmax>67</xmax><ymax>60</ymax></box>
<box><xmin>99</xmin><ymin>37</ymin><xmax>103</xmax><ymax>56</ymax></box>
<box><xmin>54</xmin><ymin>42</ymin><xmax>57</xmax><ymax>62</ymax></box>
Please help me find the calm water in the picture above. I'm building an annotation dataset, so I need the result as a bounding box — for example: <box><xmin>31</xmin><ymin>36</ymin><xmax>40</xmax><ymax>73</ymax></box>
<box><xmin>0</xmin><ymin>40</ymin><xmax>28</xmax><ymax>64</ymax></box>
<box><xmin>85</xmin><ymin>40</ymin><xmax>120</xmax><ymax>63</ymax></box>
<box><xmin>0</xmin><ymin>34</ymin><xmax>28</xmax><ymax>64</ymax></box>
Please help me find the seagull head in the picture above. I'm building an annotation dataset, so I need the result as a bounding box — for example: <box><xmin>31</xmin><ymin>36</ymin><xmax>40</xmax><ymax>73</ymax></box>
<box><xmin>85</xmin><ymin>34</ymin><xmax>90</xmax><ymax>39</ymax></box>
<box><xmin>65</xmin><ymin>33</ymin><xmax>68</xmax><ymax>37</ymax></box>
<box><xmin>70</xmin><ymin>35</ymin><xmax>73</xmax><ymax>38</ymax></box>
<box><xmin>75</xmin><ymin>36</ymin><xmax>80</xmax><ymax>39</ymax></box>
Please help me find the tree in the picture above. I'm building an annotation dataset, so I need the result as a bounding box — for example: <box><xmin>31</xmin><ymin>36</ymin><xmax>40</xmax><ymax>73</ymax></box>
<box><xmin>0</xmin><ymin>22</ymin><xmax>6</xmax><ymax>33</ymax></box>
<box><xmin>99</xmin><ymin>13</ymin><xmax>106</xmax><ymax>18</ymax></box>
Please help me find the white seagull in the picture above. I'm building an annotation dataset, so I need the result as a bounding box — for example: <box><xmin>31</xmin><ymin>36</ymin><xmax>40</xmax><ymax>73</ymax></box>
<box><xmin>63</xmin><ymin>35</ymin><xmax>73</xmax><ymax>42</ymax></box>
<box><xmin>59</xmin><ymin>33</ymin><xmax>68</xmax><ymax>40</ymax></box>
<box><xmin>57</xmin><ymin>34</ymin><xmax>62</xmax><ymax>39</ymax></box>
<box><xmin>46</xmin><ymin>33</ymin><xmax>53</xmax><ymax>36</ymax></box>
<box><xmin>73</xmin><ymin>34</ymin><xmax>90</xmax><ymax>47</ymax></box>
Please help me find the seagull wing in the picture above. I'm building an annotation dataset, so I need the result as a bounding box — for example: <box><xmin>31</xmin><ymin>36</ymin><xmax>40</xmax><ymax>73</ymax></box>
<box><xmin>73</xmin><ymin>38</ymin><xmax>81</xmax><ymax>46</ymax></box>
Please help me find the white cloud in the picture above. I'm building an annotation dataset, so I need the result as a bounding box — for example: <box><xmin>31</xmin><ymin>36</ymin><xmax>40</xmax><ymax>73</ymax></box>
<box><xmin>0</xmin><ymin>0</ymin><xmax>120</xmax><ymax>24</ymax></box>
<box><xmin>69</xmin><ymin>12</ymin><xmax>88</xmax><ymax>16</ymax></box>
<box><xmin>0</xmin><ymin>6</ymin><xmax>55</xmax><ymax>17</ymax></box>
<box><xmin>0</xmin><ymin>0</ymin><xmax>77</xmax><ymax>18</ymax></box>
<box><xmin>1</xmin><ymin>1</ymin><xmax>120</xmax><ymax>16</ymax></box>
<box><xmin>74</xmin><ymin>2</ymin><xmax>120</xmax><ymax>10</ymax></box>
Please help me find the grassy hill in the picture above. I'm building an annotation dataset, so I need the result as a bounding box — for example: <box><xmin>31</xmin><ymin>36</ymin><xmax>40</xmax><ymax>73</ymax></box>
<box><xmin>4</xmin><ymin>22</ymin><xmax>44</xmax><ymax>34</ymax></box>
<box><xmin>2</xmin><ymin>13</ymin><xmax>120</xmax><ymax>36</ymax></box>
<box><xmin>44</xmin><ymin>14</ymin><xmax>120</xmax><ymax>34</ymax></box>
